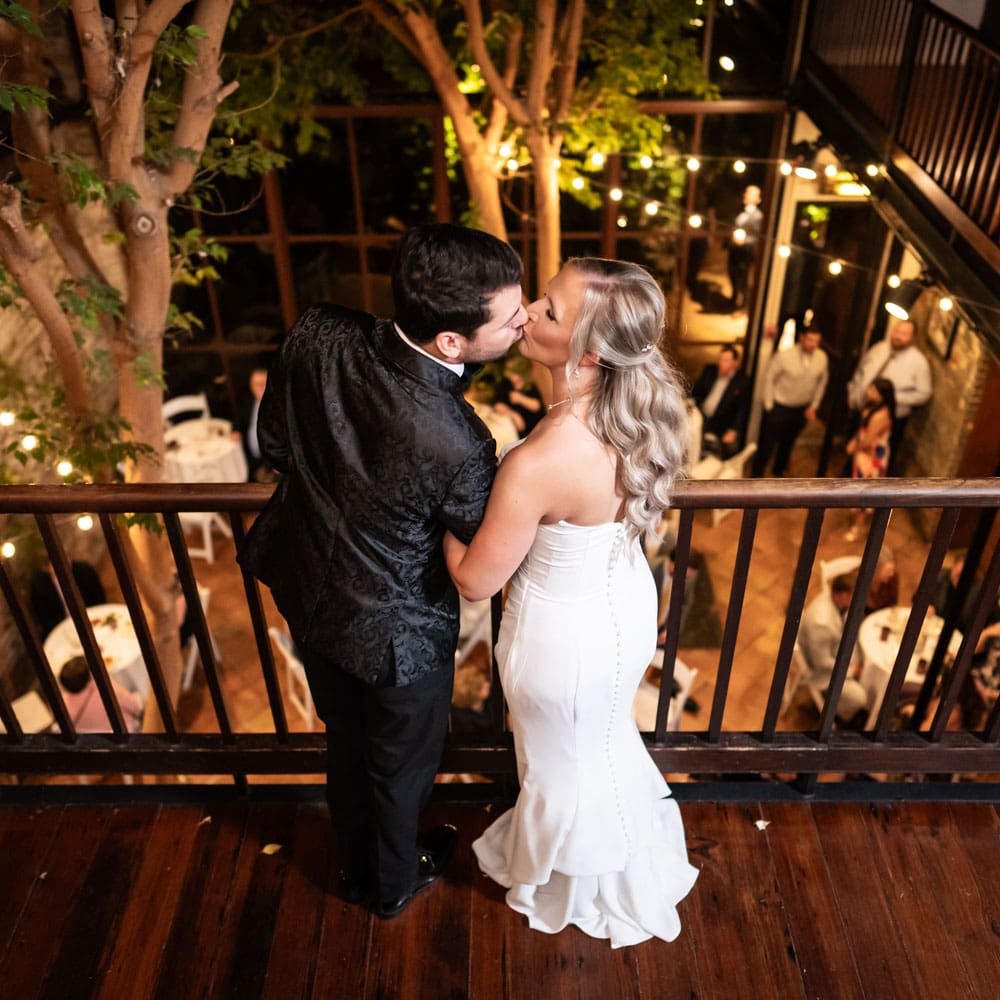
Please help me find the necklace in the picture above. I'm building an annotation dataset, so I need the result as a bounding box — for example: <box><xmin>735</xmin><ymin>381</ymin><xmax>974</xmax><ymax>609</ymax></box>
<box><xmin>548</xmin><ymin>398</ymin><xmax>571</xmax><ymax>412</ymax></box>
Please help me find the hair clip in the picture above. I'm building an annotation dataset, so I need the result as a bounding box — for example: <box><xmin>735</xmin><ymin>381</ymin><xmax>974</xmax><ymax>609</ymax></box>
<box><xmin>640</xmin><ymin>343</ymin><xmax>653</xmax><ymax>353</ymax></box>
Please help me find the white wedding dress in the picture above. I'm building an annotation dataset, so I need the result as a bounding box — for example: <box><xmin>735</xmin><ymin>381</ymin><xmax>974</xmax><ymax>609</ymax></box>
<box><xmin>473</xmin><ymin>518</ymin><xmax>699</xmax><ymax>948</ymax></box>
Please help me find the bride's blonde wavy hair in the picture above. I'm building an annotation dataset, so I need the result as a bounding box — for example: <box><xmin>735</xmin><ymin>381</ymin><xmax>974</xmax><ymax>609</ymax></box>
<box><xmin>563</xmin><ymin>258</ymin><xmax>689</xmax><ymax>542</ymax></box>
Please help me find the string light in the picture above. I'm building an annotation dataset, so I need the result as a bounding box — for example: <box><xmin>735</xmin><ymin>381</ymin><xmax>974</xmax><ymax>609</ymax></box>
<box><xmin>639</xmin><ymin>155</ymin><xmax>653</xmax><ymax>169</ymax></box>
<box><xmin>589</xmin><ymin>152</ymin><xmax>605</xmax><ymax>169</ymax></box>
<box><xmin>498</xmin><ymin>142</ymin><xmax>513</xmax><ymax>159</ymax></box>
<box><xmin>609</xmin><ymin>187</ymin><xmax>623</xmax><ymax>201</ymax></box>
<box><xmin>733</xmin><ymin>159</ymin><xmax>747</xmax><ymax>174</ymax></box>
<box><xmin>56</xmin><ymin>460</ymin><xmax>73</xmax><ymax>477</ymax></box>
<box><xmin>21</xmin><ymin>435</ymin><xmax>37</xmax><ymax>451</ymax></box>
<box><xmin>644</xmin><ymin>202</ymin><xmax>659</xmax><ymax>216</ymax></box>
<box><xmin>778</xmin><ymin>244</ymin><xmax>791</xmax><ymax>258</ymax></box>
<box><xmin>940</xmin><ymin>296</ymin><xmax>954</xmax><ymax>311</ymax></box>
<box><xmin>689</xmin><ymin>214</ymin><xmax>703</xmax><ymax>228</ymax></box>
<box><xmin>887</xmin><ymin>274</ymin><xmax>902</xmax><ymax>288</ymax></box>
<box><xmin>779</xmin><ymin>161</ymin><xmax>793</xmax><ymax>175</ymax></box>
<box><xmin>686</xmin><ymin>157</ymin><xmax>700</xmax><ymax>171</ymax></box>
<box><xmin>718</xmin><ymin>56</ymin><xmax>735</xmax><ymax>72</ymax></box>
<box><xmin>865</xmin><ymin>163</ymin><xmax>881</xmax><ymax>177</ymax></box>
<box><xmin>824</xmin><ymin>163</ymin><xmax>838</xmax><ymax>178</ymax></box>
<box><xmin>77</xmin><ymin>514</ymin><xmax>94</xmax><ymax>531</ymax></box>
<box><xmin>1</xmin><ymin>542</ymin><xmax>14</xmax><ymax>558</ymax></box>
<box><xmin>828</xmin><ymin>260</ymin><xmax>844</xmax><ymax>275</ymax></box>
<box><xmin>616</xmin><ymin>214</ymin><xmax>628</xmax><ymax>228</ymax></box>
<box><xmin>552</xmin><ymin>158</ymin><xmax>561</xmax><ymax>170</ymax></box>
<box><xmin>506</xmin><ymin>158</ymin><xmax>519</xmax><ymax>172</ymax></box>
<box><xmin>571</xmin><ymin>177</ymin><xmax>585</xmax><ymax>190</ymax></box>
<box><xmin>0</xmin><ymin>411</ymin><xmax>14</xmax><ymax>426</ymax></box>
<box><xmin>794</xmin><ymin>165</ymin><xmax>818</xmax><ymax>180</ymax></box>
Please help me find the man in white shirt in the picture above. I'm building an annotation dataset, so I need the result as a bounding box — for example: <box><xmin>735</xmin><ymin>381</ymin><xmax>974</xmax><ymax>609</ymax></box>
<box><xmin>846</xmin><ymin>320</ymin><xmax>931</xmax><ymax>474</ymax></box>
<box><xmin>752</xmin><ymin>330</ymin><xmax>829</xmax><ymax>477</ymax></box>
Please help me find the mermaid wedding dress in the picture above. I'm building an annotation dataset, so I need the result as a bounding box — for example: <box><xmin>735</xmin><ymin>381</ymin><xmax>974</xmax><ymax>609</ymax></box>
<box><xmin>473</xmin><ymin>518</ymin><xmax>699</xmax><ymax>948</ymax></box>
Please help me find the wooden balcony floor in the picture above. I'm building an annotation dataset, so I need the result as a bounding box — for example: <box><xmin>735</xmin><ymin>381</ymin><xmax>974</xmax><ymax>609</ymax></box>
<box><xmin>1</xmin><ymin>795</ymin><xmax>999</xmax><ymax>999</ymax></box>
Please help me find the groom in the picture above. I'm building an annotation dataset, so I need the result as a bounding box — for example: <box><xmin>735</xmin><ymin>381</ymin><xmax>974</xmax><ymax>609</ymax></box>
<box><xmin>239</xmin><ymin>223</ymin><xmax>526</xmax><ymax>918</ymax></box>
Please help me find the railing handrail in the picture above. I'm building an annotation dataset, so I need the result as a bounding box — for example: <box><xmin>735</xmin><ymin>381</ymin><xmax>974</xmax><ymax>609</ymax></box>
<box><xmin>2</xmin><ymin>477</ymin><xmax>1000</xmax><ymax>513</ymax></box>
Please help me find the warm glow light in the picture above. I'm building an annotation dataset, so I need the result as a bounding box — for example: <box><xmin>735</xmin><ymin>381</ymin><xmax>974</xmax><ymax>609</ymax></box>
<box><xmin>0</xmin><ymin>411</ymin><xmax>14</xmax><ymax>427</ymax></box>
<box><xmin>616</xmin><ymin>214</ymin><xmax>628</xmax><ymax>229</ymax></box>
<box><xmin>865</xmin><ymin>163</ymin><xmax>881</xmax><ymax>177</ymax></box>
<box><xmin>779</xmin><ymin>161</ymin><xmax>793</xmax><ymax>176</ymax></box>
<box><xmin>689</xmin><ymin>16</ymin><xmax>704</xmax><ymax>26</ymax></box>
<box><xmin>498</xmin><ymin>142</ymin><xmax>513</xmax><ymax>159</ymax></box>
<box><xmin>506</xmin><ymin>158</ymin><xmax>519</xmax><ymax>172</ymax></box>
<box><xmin>56</xmin><ymin>460</ymin><xmax>73</xmax><ymax>477</ymax></box>
<box><xmin>824</xmin><ymin>163</ymin><xmax>838</xmax><ymax>178</ymax></box>
<box><xmin>887</xmin><ymin>274</ymin><xmax>902</xmax><ymax>288</ymax></box>
<box><xmin>77</xmin><ymin>514</ymin><xmax>94</xmax><ymax>532</ymax></box>
<box><xmin>940</xmin><ymin>296</ymin><xmax>954</xmax><ymax>312</ymax></box>
<box><xmin>733</xmin><ymin>159</ymin><xmax>747</xmax><ymax>174</ymax></box>
<box><xmin>724</xmin><ymin>0</ymin><xmax>734</xmax><ymax>5</ymax></box>
<box><xmin>828</xmin><ymin>260</ymin><xmax>844</xmax><ymax>275</ymax></box>
<box><xmin>552</xmin><ymin>158</ymin><xmax>561</xmax><ymax>169</ymax></box>
<box><xmin>609</xmin><ymin>187</ymin><xmax>623</xmax><ymax>201</ymax></box>
<box><xmin>794</xmin><ymin>166</ymin><xmax>818</xmax><ymax>180</ymax></box>
<box><xmin>639</xmin><ymin>155</ymin><xmax>653</xmax><ymax>169</ymax></box>
<box><xmin>1</xmin><ymin>542</ymin><xmax>14</xmax><ymax>559</ymax></box>
<box><xmin>834</xmin><ymin>181</ymin><xmax>870</xmax><ymax>196</ymax></box>
<box><xmin>688</xmin><ymin>214</ymin><xmax>703</xmax><ymax>228</ymax></box>
<box><xmin>644</xmin><ymin>202</ymin><xmax>659</xmax><ymax>216</ymax></box>
<box><xmin>718</xmin><ymin>56</ymin><xmax>735</xmax><ymax>72</ymax></box>
<box><xmin>21</xmin><ymin>434</ymin><xmax>37</xmax><ymax>450</ymax></box>
<box><xmin>778</xmin><ymin>244</ymin><xmax>792</xmax><ymax>259</ymax></box>
<box><xmin>589</xmin><ymin>152</ymin><xmax>605</xmax><ymax>168</ymax></box>
<box><xmin>886</xmin><ymin>302</ymin><xmax>910</xmax><ymax>320</ymax></box>
<box><xmin>733</xmin><ymin>227</ymin><xmax>747</xmax><ymax>243</ymax></box>
<box><xmin>571</xmin><ymin>177</ymin><xmax>585</xmax><ymax>190</ymax></box>
<box><xmin>686</xmin><ymin>157</ymin><xmax>700</xmax><ymax>171</ymax></box>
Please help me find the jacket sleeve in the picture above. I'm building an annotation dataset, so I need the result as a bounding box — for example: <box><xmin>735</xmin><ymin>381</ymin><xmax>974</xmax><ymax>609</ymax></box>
<box><xmin>256</xmin><ymin>344</ymin><xmax>289</xmax><ymax>475</ymax></box>
<box><xmin>438</xmin><ymin>442</ymin><xmax>497</xmax><ymax>545</ymax></box>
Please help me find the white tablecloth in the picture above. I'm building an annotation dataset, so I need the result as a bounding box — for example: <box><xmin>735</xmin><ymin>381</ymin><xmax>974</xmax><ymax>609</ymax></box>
<box><xmin>163</xmin><ymin>418</ymin><xmax>248</xmax><ymax>483</ymax></box>
<box><xmin>43</xmin><ymin>603</ymin><xmax>148</xmax><ymax>701</ymax></box>
<box><xmin>858</xmin><ymin>605</ymin><xmax>961</xmax><ymax>721</ymax></box>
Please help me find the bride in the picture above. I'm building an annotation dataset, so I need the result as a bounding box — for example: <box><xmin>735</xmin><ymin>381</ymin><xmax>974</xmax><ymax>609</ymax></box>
<box><xmin>444</xmin><ymin>258</ymin><xmax>699</xmax><ymax>948</ymax></box>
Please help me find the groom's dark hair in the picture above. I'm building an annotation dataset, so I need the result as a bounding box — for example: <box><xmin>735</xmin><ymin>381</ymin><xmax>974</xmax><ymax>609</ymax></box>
<box><xmin>392</xmin><ymin>223</ymin><xmax>523</xmax><ymax>345</ymax></box>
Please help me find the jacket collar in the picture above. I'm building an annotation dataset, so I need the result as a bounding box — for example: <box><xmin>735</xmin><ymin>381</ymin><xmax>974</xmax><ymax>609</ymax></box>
<box><xmin>376</xmin><ymin>319</ymin><xmax>467</xmax><ymax>394</ymax></box>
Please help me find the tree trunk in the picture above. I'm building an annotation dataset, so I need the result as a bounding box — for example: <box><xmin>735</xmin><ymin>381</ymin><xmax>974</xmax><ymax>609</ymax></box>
<box><xmin>526</xmin><ymin>134</ymin><xmax>562</xmax><ymax>292</ymax></box>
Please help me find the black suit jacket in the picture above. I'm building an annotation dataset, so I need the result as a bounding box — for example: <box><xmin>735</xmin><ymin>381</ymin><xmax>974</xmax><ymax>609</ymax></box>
<box><xmin>690</xmin><ymin>364</ymin><xmax>750</xmax><ymax>440</ymax></box>
<box><xmin>238</xmin><ymin>304</ymin><xmax>496</xmax><ymax>686</ymax></box>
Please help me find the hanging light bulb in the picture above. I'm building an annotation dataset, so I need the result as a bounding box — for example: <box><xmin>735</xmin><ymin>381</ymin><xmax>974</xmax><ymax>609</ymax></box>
<box><xmin>22</xmin><ymin>434</ymin><xmax>38</xmax><ymax>451</ymax></box>
<box><xmin>77</xmin><ymin>514</ymin><xmax>95</xmax><ymax>532</ymax></box>
<box><xmin>779</xmin><ymin>161</ymin><xmax>793</xmax><ymax>176</ymax></box>
<box><xmin>733</xmin><ymin>227</ymin><xmax>747</xmax><ymax>243</ymax></box>
<box><xmin>828</xmin><ymin>260</ymin><xmax>844</xmax><ymax>275</ymax></box>
<box><xmin>887</xmin><ymin>274</ymin><xmax>902</xmax><ymax>289</ymax></box>
<box><xmin>498</xmin><ymin>142</ymin><xmax>513</xmax><ymax>159</ymax></box>
<box><xmin>506</xmin><ymin>158</ymin><xmax>519</xmax><ymax>172</ymax></box>
<box><xmin>552</xmin><ymin>158</ymin><xmax>561</xmax><ymax>170</ymax></box>
<box><xmin>589</xmin><ymin>151</ymin><xmax>605</xmax><ymax>169</ymax></box>
<box><xmin>686</xmin><ymin>157</ymin><xmax>700</xmax><ymax>171</ymax></box>
<box><xmin>939</xmin><ymin>296</ymin><xmax>954</xmax><ymax>312</ymax></box>
<box><xmin>824</xmin><ymin>163</ymin><xmax>838</xmax><ymax>178</ymax></box>
<box><xmin>733</xmin><ymin>159</ymin><xmax>747</xmax><ymax>174</ymax></box>
<box><xmin>56</xmin><ymin>460</ymin><xmax>73</xmax><ymax>477</ymax></box>
<box><xmin>718</xmin><ymin>56</ymin><xmax>735</xmax><ymax>72</ymax></box>
<box><xmin>778</xmin><ymin>244</ymin><xmax>792</xmax><ymax>259</ymax></box>
<box><xmin>571</xmin><ymin>177</ymin><xmax>585</xmax><ymax>190</ymax></box>
<box><xmin>609</xmin><ymin>187</ymin><xmax>623</xmax><ymax>201</ymax></box>
<box><xmin>639</xmin><ymin>155</ymin><xmax>653</xmax><ymax>169</ymax></box>
<box><xmin>865</xmin><ymin>163</ymin><xmax>881</xmax><ymax>178</ymax></box>
<box><xmin>1</xmin><ymin>541</ymin><xmax>15</xmax><ymax>559</ymax></box>
<box><xmin>0</xmin><ymin>411</ymin><xmax>14</xmax><ymax>426</ymax></box>
<box><xmin>616</xmin><ymin>214</ymin><xmax>628</xmax><ymax>229</ymax></box>
<box><xmin>688</xmin><ymin>214</ymin><xmax>703</xmax><ymax>228</ymax></box>
<box><xmin>644</xmin><ymin>202</ymin><xmax>659</xmax><ymax>216</ymax></box>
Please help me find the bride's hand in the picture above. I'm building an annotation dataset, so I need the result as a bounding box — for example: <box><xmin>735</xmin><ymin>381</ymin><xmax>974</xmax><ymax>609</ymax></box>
<box><xmin>443</xmin><ymin>530</ymin><xmax>468</xmax><ymax>572</ymax></box>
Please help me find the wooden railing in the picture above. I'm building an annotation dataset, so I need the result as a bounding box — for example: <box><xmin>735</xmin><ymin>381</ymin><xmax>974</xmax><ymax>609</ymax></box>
<box><xmin>808</xmin><ymin>0</ymin><xmax>1000</xmax><ymax>266</ymax></box>
<box><xmin>1</xmin><ymin>480</ymin><xmax>999</xmax><ymax>793</ymax></box>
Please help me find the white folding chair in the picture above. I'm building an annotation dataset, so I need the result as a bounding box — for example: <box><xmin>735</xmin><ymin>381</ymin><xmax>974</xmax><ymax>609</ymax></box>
<box><xmin>0</xmin><ymin>690</ymin><xmax>55</xmax><ymax>734</ymax></box>
<box><xmin>179</xmin><ymin>511</ymin><xmax>232</xmax><ymax>564</ymax></box>
<box><xmin>668</xmin><ymin>660</ymin><xmax>699</xmax><ymax>732</ymax></box>
<box><xmin>162</xmin><ymin>392</ymin><xmax>210</xmax><ymax>428</ymax></box>
<box><xmin>820</xmin><ymin>555</ymin><xmax>862</xmax><ymax>587</ymax></box>
<box><xmin>268</xmin><ymin>627</ymin><xmax>314</xmax><ymax>730</ymax></box>
<box><xmin>781</xmin><ymin>642</ymin><xmax>826</xmax><ymax>716</ymax></box>
<box><xmin>181</xmin><ymin>584</ymin><xmax>221</xmax><ymax>692</ymax></box>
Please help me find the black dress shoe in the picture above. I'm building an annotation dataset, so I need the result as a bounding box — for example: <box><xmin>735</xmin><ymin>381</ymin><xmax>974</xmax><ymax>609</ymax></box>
<box><xmin>375</xmin><ymin>824</ymin><xmax>458</xmax><ymax>919</ymax></box>
<box><xmin>336</xmin><ymin>869</ymin><xmax>371</xmax><ymax>904</ymax></box>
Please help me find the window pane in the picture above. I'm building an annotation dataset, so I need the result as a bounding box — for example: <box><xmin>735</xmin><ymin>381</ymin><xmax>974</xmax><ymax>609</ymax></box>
<box><xmin>281</xmin><ymin>123</ymin><xmax>356</xmax><ymax>234</ymax></box>
<box><xmin>213</xmin><ymin>246</ymin><xmax>283</xmax><ymax>344</ymax></box>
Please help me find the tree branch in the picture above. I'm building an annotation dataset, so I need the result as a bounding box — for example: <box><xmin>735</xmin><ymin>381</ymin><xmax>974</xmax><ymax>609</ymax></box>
<box><xmin>461</xmin><ymin>0</ymin><xmax>530</xmax><ymax>127</ymax></box>
<box><xmin>164</xmin><ymin>0</ymin><xmax>238</xmax><ymax>197</ymax></box>
<box><xmin>524</xmin><ymin>0</ymin><xmax>556</xmax><ymax>122</ymax></box>
<box><xmin>70</xmin><ymin>0</ymin><xmax>118</xmax><ymax>137</ymax></box>
<box><xmin>360</xmin><ymin>0</ymin><xmax>423</xmax><ymax>63</ymax></box>
<box><xmin>0</xmin><ymin>185</ymin><xmax>91</xmax><ymax>419</ymax></box>
<box><xmin>483</xmin><ymin>14</ymin><xmax>522</xmax><ymax>148</ymax></box>
<box><xmin>554</xmin><ymin>0</ymin><xmax>584</xmax><ymax>123</ymax></box>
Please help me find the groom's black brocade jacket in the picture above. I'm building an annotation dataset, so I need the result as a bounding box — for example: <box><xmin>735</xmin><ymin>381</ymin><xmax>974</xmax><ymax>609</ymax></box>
<box><xmin>238</xmin><ymin>304</ymin><xmax>496</xmax><ymax>686</ymax></box>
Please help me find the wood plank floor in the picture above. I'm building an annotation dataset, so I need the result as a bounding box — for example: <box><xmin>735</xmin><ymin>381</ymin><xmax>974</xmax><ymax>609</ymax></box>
<box><xmin>1</xmin><ymin>797</ymin><xmax>999</xmax><ymax>999</ymax></box>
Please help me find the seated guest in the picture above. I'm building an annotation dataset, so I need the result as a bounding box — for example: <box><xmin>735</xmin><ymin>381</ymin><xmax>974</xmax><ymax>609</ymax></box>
<box><xmin>234</xmin><ymin>366</ymin><xmax>276</xmax><ymax>483</ymax></box>
<box><xmin>928</xmin><ymin>551</ymin><xmax>979</xmax><ymax>632</ymax></box>
<box><xmin>58</xmin><ymin>655</ymin><xmax>144</xmax><ymax>733</ymax></box>
<box><xmin>689</xmin><ymin>345</ymin><xmax>749</xmax><ymax>459</ymax></box>
<box><xmin>866</xmin><ymin>548</ymin><xmax>899</xmax><ymax>615</ymax></box>
<box><xmin>29</xmin><ymin>558</ymin><xmax>106</xmax><ymax>639</ymax></box>
<box><xmin>797</xmin><ymin>573</ymin><xmax>869</xmax><ymax>727</ymax></box>
<box><xmin>492</xmin><ymin>352</ymin><xmax>545</xmax><ymax>439</ymax></box>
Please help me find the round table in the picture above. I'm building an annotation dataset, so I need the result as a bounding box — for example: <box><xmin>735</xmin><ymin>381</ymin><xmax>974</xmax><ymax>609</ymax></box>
<box><xmin>857</xmin><ymin>605</ymin><xmax>961</xmax><ymax>721</ymax></box>
<box><xmin>43</xmin><ymin>603</ymin><xmax>149</xmax><ymax>701</ymax></box>
<box><xmin>163</xmin><ymin>418</ymin><xmax>248</xmax><ymax>483</ymax></box>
